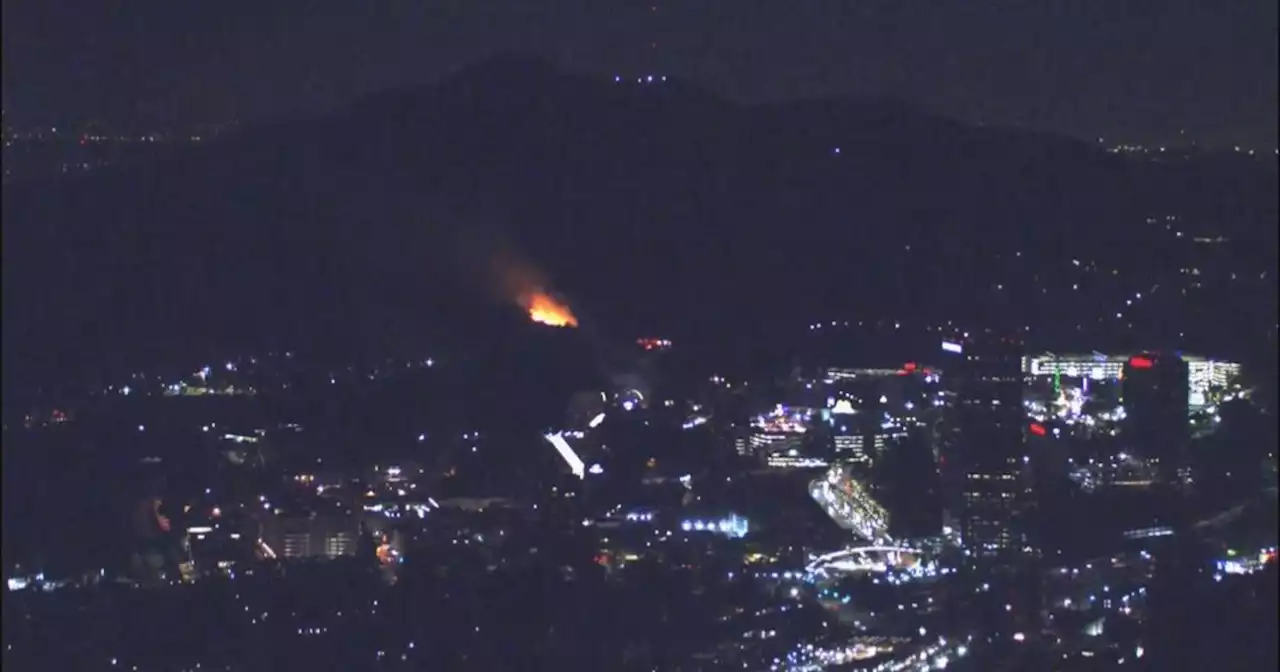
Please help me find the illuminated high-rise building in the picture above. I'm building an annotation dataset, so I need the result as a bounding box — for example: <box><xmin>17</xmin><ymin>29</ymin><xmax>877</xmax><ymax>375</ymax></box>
<box><xmin>259</xmin><ymin>514</ymin><xmax>363</xmax><ymax>560</ymax></box>
<box><xmin>1122</xmin><ymin>353</ymin><xmax>1191</xmax><ymax>485</ymax></box>
<box><xmin>1022</xmin><ymin>351</ymin><xmax>1237</xmax><ymax>408</ymax></box>
<box><xmin>738</xmin><ymin>404</ymin><xmax>811</xmax><ymax>461</ymax></box>
<box><xmin>939</xmin><ymin>332</ymin><xmax>1041</xmax><ymax>632</ymax></box>
<box><xmin>939</xmin><ymin>334</ymin><xmax>1027</xmax><ymax>563</ymax></box>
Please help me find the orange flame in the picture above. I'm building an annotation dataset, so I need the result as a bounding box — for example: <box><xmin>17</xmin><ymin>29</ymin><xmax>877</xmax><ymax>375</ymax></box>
<box><xmin>523</xmin><ymin>291</ymin><xmax>578</xmax><ymax>328</ymax></box>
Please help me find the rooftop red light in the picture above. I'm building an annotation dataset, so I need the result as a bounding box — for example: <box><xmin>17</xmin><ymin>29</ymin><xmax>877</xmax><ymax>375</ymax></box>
<box><xmin>1129</xmin><ymin>356</ymin><xmax>1155</xmax><ymax>369</ymax></box>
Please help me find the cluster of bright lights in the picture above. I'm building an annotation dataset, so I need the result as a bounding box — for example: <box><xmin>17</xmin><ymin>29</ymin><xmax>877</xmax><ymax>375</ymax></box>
<box><xmin>874</xmin><ymin>563</ymin><xmax>949</xmax><ymax>586</ymax></box>
<box><xmin>617</xmin><ymin>389</ymin><xmax>645</xmax><ymax>412</ymax></box>
<box><xmin>811</xmin><ymin>468</ymin><xmax>891</xmax><ymax>541</ymax></box>
<box><xmin>1025</xmin><ymin>352</ymin><xmax>1241</xmax><ymax>409</ymax></box>
<box><xmin>829</xmin><ymin>398</ymin><xmax>856</xmax><ymax>414</ymax></box>
<box><xmin>804</xmin><ymin>545</ymin><xmax>922</xmax><ymax>575</ymax></box>
<box><xmin>750</xmin><ymin>569</ymin><xmax>816</xmax><ymax>583</ymax></box>
<box><xmin>1069</xmin><ymin>453</ymin><xmax>1159</xmax><ymax>493</ymax></box>
<box><xmin>752</xmin><ymin>404</ymin><xmax>812</xmax><ymax>434</ymax></box>
<box><xmin>681</xmin><ymin>416</ymin><xmax>708</xmax><ymax>430</ymax></box>
<box><xmin>679</xmin><ymin>515</ymin><xmax>748</xmax><ymax>538</ymax></box>
<box><xmin>768</xmin><ymin>453</ymin><xmax>828</xmax><ymax>469</ymax></box>
<box><xmin>776</xmin><ymin>635</ymin><xmax>970</xmax><ymax>672</ymax></box>
<box><xmin>635</xmin><ymin>337</ymin><xmax>672</xmax><ymax>350</ymax></box>
<box><xmin>614</xmin><ymin>74</ymin><xmax>668</xmax><ymax>84</ymax></box>
<box><xmin>5</xmin><ymin>572</ymin><xmax>45</xmax><ymax>592</ymax></box>
<box><xmin>1215</xmin><ymin>547</ymin><xmax>1277</xmax><ymax>578</ymax></box>
<box><xmin>1121</xmin><ymin>525</ymin><xmax>1173</xmax><ymax>540</ymax></box>
<box><xmin>363</xmin><ymin>502</ymin><xmax>434</xmax><ymax>519</ymax></box>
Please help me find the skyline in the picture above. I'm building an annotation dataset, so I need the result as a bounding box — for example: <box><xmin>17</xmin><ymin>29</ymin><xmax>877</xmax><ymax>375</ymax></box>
<box><xmin>2</xmin><ymin>4</ymin><xmax>1277</xmax><ymax>668</ymax></box>
<box><xmin>2</xmin><ymin>0</ymin><xmax>1276</xmax><ymax>149</ymax></box>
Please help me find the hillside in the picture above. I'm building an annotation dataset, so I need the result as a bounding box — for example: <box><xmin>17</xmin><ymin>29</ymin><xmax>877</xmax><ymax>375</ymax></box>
<box><xmin>3</xmin><ymin>55</ymin><xmax>1276</xmax><ymax>381</ymax></box>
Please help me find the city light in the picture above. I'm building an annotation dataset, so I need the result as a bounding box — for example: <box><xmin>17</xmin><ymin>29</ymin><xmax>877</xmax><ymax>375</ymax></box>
<box><xmin>543</xmin><ymin>432</ymin><xmax>586</xmax><ymax>479</ymax></box>
<box><xmin>679</xmin><ymin>515</ymin><xmax>749</xmax><ymax>539</ymax></box>
<box><xmin>1129</xmin><ymin>355</ymin><xmax>1154</xmax><ymax>369</ymax></box>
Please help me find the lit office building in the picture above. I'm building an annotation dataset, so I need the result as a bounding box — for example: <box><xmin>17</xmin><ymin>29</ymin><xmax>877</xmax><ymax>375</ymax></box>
<box><xmin>833</xmin><ymin>432</ymin><xmax>872</xmax><ymax>464</ymax></box>
<box><xmin>1023</xmin><ymin>352</ymin><xmax>1239</xmax><ymax>408</ymax></box>
<box><xmin>939</xmin><ymin>335</ymin><xmax>1029</xmax><ymax>563</ymax></box>
<box><xmin>259</xmin><ymin>515</ymin><xmax>364</xmax><ymax>560</ymax></box>
<box><xmin>828</xmin><ymin>400</ymin><xmax>871</xmax><ymax>465</ymax></box>
<box><xmin>824</xmin><ymin>366</ymin><xmax>914</xmax><ymax>382</ymax></box>
<box><xmin>744</xmin><ymin>432</ymin><xmax>805</xmax><ymax>456</ymax></box>
<box><xmin>823</xmin><ymin>363</ymin><xmax>938</xmax><ymax>404</ymax></box>
<box><xmin>738</xmin><ymin>405</ymin><xmax>813</xmax><ymax>460</ymax></box>
<box><xmin>830</xmin><ymin>426</ymin><xmax>906</xmax><ymax>467</ymax></box>
<box><xmin>1183</xmin><ymin>357</ymin><xmax>1241</xmax><ymax>406</ymax></box>
<box><xmin>825</xmin><ymin>399</ymin><xmax>911</xmax><ymax>468</ymax></box>
<box><xmin>764</xmin><ymin>450</ymin><xmax>828</xmax><ymax>469</ymax></box>
<box><xmin>941</xmin><ymin>333</ymin><xmax>1042</xmax><ymax>632</ymax></box>
<box><xmin>734</xmin><ymin>430</ymin><xmax>803</xmax><ymax>459</ymax></box>
<box><xmin>1023</xmin><ymin>353</ymin><xmax>1127</xmax><ymax>381</ymax></box>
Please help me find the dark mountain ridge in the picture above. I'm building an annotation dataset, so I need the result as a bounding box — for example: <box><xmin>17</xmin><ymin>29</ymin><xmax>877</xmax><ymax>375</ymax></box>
<box><xmin>3</xmin><ymin>54</ymin><xmax>1276</xmax><ymax>384</ymax></box>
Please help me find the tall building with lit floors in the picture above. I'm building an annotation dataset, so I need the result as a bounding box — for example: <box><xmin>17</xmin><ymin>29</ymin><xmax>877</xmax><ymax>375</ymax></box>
<box><xmin>939</xmin><ymin>333</ymin><xmax>1041</xmax><ymax>633</ymax></box>
<box><xmin>259</xmin><ymin>514</ymin><xmax>364</xmax><ymax>560</ymax></box>
<box><xmin>1121</xmin><ymin>353</ymin><xmax>1191</xmax><ymax>487</ymax></box>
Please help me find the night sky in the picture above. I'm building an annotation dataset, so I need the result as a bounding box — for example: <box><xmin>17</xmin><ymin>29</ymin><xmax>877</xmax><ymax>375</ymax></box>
<box><xmin>3</xmin><ymin>0</ymin><xmax>1276</xmax><ymax>148</ymax></box>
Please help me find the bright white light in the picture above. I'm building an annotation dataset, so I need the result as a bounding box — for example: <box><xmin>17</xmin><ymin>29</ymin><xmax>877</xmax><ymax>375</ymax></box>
<box><xmin>543</xmin><ymin>433</ymin><xmax>586</xmax><ymax>479</ymax></box>
<box><xmin>588</xmin><ymin>413</ymin><xmax>606</xmax><ymax>428</ymax></box>
<box><xmin>942</xmin><ymin>341</ymin><xmax>963</xmax><ymax>354</ymax></box>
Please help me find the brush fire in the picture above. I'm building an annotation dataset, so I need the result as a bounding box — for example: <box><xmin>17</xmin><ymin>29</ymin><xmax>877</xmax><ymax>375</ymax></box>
<box><xmin>522</xmin><ymin>290</ymin><xmax>578</xmax><ymax>328</ymax></box>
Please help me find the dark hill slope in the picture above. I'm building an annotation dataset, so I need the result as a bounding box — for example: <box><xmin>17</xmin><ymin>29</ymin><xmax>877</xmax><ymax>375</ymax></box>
<box><xmin>3</xmin><ymin>55</ymin><xmax>1275</xmax><ymax>380</ymax></box>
